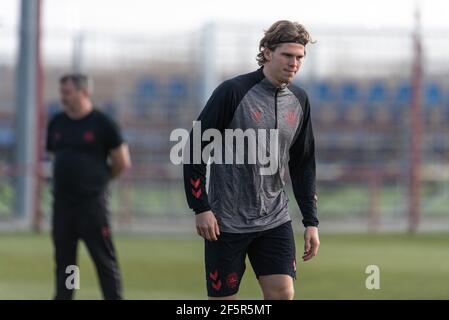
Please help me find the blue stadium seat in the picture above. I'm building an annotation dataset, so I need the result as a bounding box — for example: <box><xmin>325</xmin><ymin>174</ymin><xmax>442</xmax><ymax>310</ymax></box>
<box><xmin>395</xmin><ymin>82</ymin><xmax>411</xmax><ymax>105</ymax></box>
<box><xmin>367</xmin><ymin>82</ymin><xmax>395</xmax><ymax>124</ymax></box>
<box><xmin>338</xmin><ymin>82</ymin><xmax>360</xmax><ymax>123</ymax></box>
<box><xmin>340</xmin><ymin>82</ymin><xmax>359</xmax><ymax>104</ymax></box>
<box><xmin>134</xmin><ymin>77</ymin><xmax>158</xmax><ymax>116</ymax></box>
<box><xmin>312</xmin><ymin>81</ymin><xmax>333</xmax><ymax>103</ymax></box>
<box><xmin>368</xmin><ymin>82</ymin><xmax>388</xmax><ymax>104</ymax></box>
<box><xmin>424</xmin><ymin>82</ymin><xmax>442</xmax><ymax>107</ymax></box>
<box><xmin>168</xmin><ymin>77</ymin><xmax>187</xmax><ymax>99</ymax></box>
<box><xmin>392</xmin><ymin>82</ymin><xmax>411</xmax><ymax>121</ymax></box>
<box><xmin>423</xmin><ymin>82</ymin><xmax>442</xmax><ymax>125</ymax></box>
<box><xmin>135</xmin><ymin>77</ymin><xmax>158</xmax><ymax>100</ymax></box>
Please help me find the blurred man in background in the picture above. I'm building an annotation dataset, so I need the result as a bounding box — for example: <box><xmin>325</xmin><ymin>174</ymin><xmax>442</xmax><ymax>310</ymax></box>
<box><xmin>183</xmin><ymin>20</ymin><xmax>320</xmax><ymax>300</ymax></box>
<box><xmin>46</xmin><ymin>74</ymin><xmax>131</xmax><ymax>300</ymax></box>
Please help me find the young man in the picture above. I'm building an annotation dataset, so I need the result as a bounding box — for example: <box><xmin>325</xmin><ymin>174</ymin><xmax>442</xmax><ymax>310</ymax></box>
<box><xmin>183</xmin><ymin>20</ymin><xmax>320</xmax><ymax>300</ymax></box>
<box><xmin>46</xmin><ymin>74</ymin><xmax>131</xmax><ymax>300</ymax></box>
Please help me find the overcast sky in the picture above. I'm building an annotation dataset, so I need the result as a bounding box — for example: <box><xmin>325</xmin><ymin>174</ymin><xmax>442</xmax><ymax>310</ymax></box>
<box><xmin>1</xmin><ymin>0</ymin><xmax>449</xmax><ymax>34</ymax></box>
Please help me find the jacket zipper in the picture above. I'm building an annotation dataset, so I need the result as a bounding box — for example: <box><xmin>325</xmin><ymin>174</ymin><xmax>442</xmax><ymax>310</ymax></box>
<box><xmin>274</xmin><ymin>88</ymin><xmax>280</xmax><ymax>129</ymax></box>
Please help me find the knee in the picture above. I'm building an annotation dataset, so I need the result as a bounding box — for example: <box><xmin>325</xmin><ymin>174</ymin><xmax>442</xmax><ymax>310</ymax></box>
<box><xmin>264</xmin><ymin>286</ymin><xmax>294</xmax><ymax>300</ymax></box>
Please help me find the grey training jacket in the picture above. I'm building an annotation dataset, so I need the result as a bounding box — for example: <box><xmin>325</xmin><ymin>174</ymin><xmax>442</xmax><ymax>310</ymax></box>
<box><xmin>183</xmin><ymin>67</ymin><xmax>318</xmax><ymax>233</ymax></box>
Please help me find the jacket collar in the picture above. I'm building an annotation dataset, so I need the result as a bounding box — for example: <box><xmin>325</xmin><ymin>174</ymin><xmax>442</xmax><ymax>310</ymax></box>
<box><xmin>258</xmin><ymin>67</ymin><xmax>288</xmax><ymax>93</ymax></box>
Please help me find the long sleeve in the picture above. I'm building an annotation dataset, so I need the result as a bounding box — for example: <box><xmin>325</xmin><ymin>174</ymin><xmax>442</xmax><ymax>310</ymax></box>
<box><xmin>183</xmin><ymin>80</ymin><xmax>237</xmax><ymax>214</ymax></box>
<box><xmin>288</xmin><ymin>94</ymin><xmax>319</xmax><ymax>227</ymax></box>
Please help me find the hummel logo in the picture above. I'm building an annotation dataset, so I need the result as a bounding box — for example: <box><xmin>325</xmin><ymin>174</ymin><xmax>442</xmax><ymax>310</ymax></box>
<box><xmin>285</xmin><ymin>110</ymin><xmax>297</xmax><ymax>126</ymax></box>
<box><xmin>251</xmin><ymin>110</ymin><xmax>262</xmax><ymax>122</ymax></box>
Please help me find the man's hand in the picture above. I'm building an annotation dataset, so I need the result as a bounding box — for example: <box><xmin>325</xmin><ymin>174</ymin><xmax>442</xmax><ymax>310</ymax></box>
<box><xmin>196</xmin><ymin>210</ymin><xmax>220</xmax><ymax>241</ymax></box>
<box><xmin>302</xmin><ymin>226</ymin><xmax>320</xmax><ymax>262</ymax></box>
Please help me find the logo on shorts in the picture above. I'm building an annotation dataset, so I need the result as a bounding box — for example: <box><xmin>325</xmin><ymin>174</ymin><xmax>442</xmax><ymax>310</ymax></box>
<box><xmin>293</xmin><ymin>258</ymin><xmax>297</xmax><ymax>272</ymax></box>
<box><xmin>210</xmin><ymin>270</ymin><xmax>222</xmax><ymax>291</ymax></box>
<box><xmin>226</xmin><ymin>272</ymin><xmax>238</xmax><ymax>289</ymax></box>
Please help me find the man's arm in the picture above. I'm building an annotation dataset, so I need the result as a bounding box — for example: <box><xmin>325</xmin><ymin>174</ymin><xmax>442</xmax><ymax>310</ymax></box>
<box><xmin>43</xmin><ymin>153</ymin><xmax>54</xmax><ymax>180</ymax></box>
<box><xmin>108</xmin><ymin>143</ymin><xmax>131</xmax><ymax>178</ymax></box>
<box><xmin>288</xmin><ymin>93</ymin><xmax>320</xmax><ymax>261</ymax></box>
<box><xmin>183</xmin><ymin>80</ymin><xmax>237</xmax><ymax>241</ymax></box>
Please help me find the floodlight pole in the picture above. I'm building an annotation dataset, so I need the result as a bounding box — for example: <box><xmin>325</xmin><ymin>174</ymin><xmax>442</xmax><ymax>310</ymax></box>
<box><xmin>15</xmin><ymin>0</ymin><xmax>44</xmax><ymax>231</ymax></box>
<box><xmin>408</xmin><ymin>6</ymin><xmax>423</xmax><ymax>234</ymax></box>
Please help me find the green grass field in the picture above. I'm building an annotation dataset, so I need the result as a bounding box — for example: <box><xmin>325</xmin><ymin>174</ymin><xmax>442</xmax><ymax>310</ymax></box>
<box><xmin>1</xmin><ymin>232</ymin><xmax>449</xmax><ymax>300</ymax></box>
<box><xmin>3</xmin><ymin>181</ymin><xmax>449</xmax><ymax>219</ymax></box>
